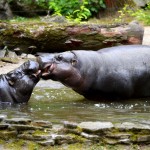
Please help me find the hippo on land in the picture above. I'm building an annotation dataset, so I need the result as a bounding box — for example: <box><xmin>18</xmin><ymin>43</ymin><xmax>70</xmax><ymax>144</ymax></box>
<box><xmin>37</xmin><ymin>45</ymin><xmax>150</xmax><ymax>100</ymax></box>
<box><xmin>0</xmin><ymin>60</ymin><xmax>41</xmax><ymax>103</ymax></box>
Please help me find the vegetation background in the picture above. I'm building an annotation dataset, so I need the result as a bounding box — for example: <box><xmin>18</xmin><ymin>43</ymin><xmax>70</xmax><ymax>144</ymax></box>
<box><xmin>1</xmin><ymin>0</ymin><xmax>149</xmax><ymax>25</ymax></box>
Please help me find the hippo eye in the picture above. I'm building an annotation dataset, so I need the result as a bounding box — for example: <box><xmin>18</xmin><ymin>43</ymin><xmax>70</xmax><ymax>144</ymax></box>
<box><xmin>71</xmin><ymin>59</ymin><xmax>77</xmax><ymax>66</ymax></box>
<box><xmin>57</xmin><ymin>54</ymin><xmax>63</xmax><ymax>61</ymax></box>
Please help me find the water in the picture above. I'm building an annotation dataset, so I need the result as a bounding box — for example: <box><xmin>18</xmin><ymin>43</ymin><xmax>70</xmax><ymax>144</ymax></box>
<box><xmin>0</xmin><ymin>80</ymin><xmax>150</xmax><ymax>124</ymax></box>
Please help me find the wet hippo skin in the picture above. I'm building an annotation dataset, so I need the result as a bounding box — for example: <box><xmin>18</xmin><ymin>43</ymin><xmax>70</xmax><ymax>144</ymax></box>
<box><xmin>0</xmin><ymin>60</ymin><xmax>41</xmax><ymax>103</ymax></box>
<box><xmin>37</xmin><ymin>45</ymin><xmax>150</xmax><ymax>100</ymax></box>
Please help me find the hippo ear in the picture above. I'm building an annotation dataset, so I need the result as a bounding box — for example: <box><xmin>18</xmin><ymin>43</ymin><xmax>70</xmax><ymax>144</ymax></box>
<box><xmin>6</xmin><ymin>71</ymin><xmax>18</xmax><ymax>86</ymax></box>
<box><xmin>71</xmin><ymin>59</ymin><xmax>77</xmax><ymax>66</ymax></box>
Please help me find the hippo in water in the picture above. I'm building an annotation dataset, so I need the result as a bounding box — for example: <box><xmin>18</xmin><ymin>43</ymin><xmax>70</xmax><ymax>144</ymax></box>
<box><xmin>37</xmin><ymin>45</ymin><xmax>150</xmax><ymax>100</ymax></box>
<box><xmin>0</xmin><ymin>60</ymin><xmax>41</xmax><ymax>103</ymax></box>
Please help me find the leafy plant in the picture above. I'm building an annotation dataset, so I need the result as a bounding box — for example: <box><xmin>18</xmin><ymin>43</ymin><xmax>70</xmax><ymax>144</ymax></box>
<box><xmin>87</xmin><ymin>0</ymin><xmax>106</xmax><ymax>14</ymax></box>
<box><xmin>115</xmin><ymin>3</ymin><xmax>150</xmax><ymax>25</ymax></box>
<box><xmin>131</xmin><ymin>3</ymin><xmax>150</xmax><ymax>25</ymax></box>
<box><xmin>49</xmin><ymin>0</ymin><xmax>105</xmax><ymax>21</ymax></box>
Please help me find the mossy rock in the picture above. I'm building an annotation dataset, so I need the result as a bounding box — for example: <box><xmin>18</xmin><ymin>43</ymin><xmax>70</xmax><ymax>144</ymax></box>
<box><xmin>0</xmin><ymin>57</ymin><xmax>19</xmax><ymax>64</ymax></box>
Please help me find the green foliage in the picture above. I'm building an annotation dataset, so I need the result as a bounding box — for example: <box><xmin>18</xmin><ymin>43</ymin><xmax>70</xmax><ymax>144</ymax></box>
<box><xmin>131</xmin><ymin>3</ymin><xmax>150</xmax><ymax>25</ymax></box>
<box><xmin>49</xmin><ymin>0</ymin><xmax>105</xmax><ymax>21</ymax></box>
<box><xmin>8</xmin><ymin>0</ymin><xmax>106</xmax><ymax>22</ymax></box>
<box><xmin>115</xmin><ymin>3</ymin><xmax>150</xmax><ymax>25</ymax></box>
<box><xmin>87</xmin><ymin>0</ymin><xmax>106</xmax><ymax>14</ymax></box>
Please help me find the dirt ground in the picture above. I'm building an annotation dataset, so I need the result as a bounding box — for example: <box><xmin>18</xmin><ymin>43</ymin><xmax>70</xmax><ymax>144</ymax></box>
<box><xmin>0</xmin><ymin>58</ymin><xmax>26</xmax><ymax>75</ymax></box>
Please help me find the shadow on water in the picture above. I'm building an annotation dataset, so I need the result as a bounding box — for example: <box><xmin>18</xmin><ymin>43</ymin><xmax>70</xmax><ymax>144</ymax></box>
<box><xmin>0</xmin><ymin>83</ymin><xmax>150</xmax><ymax>124</ymax></box>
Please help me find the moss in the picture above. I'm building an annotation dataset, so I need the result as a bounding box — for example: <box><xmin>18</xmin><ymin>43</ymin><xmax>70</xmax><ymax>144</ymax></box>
<box><xmin>68</xmin><ymin>134</ymin><xmax>87</xmax><ymax>143</ymax></box>
<box><xmin>32</xmin><ymin>130</ymin><xmax>50</xmax><ymax>136</ymax></box>
<box><xmin>1</xmin><ymin>57</ymin><xmax>19</xmax><ymax>64</ymax></box>
<box><xmin>76</xmin><ymin>126</ymin><xmax>83</xmax><ymax>133</ymax></box>
<box><xmin>3</xmin><ymin>139</ymin><xmax>41</xmax><ymax>150</ymax></box>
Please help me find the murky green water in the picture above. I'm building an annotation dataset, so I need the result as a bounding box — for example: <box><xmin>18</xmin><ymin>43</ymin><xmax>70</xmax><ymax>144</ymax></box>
<box><xmin>0</xmin><ymin>80</ymin><xmax>150</xmax><ymax>124</ymax></box>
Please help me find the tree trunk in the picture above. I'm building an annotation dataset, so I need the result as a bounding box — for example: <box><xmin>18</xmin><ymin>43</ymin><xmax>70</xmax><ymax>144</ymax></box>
<box><xmin>0</xmin><ymin>21</ymin><xmax>144</xmax><ymax>54</ymax></box>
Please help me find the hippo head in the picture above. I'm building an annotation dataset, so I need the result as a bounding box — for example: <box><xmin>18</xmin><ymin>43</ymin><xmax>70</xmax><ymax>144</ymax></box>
<box><xmin>1</xmin><ymin>60</ymin><xmax>41</xmax><ymax>103</ymax></box>
<box><xmin>37</xmin><ymin>52</ymin><xmax>84</xmax><ymax>89</ymax></box>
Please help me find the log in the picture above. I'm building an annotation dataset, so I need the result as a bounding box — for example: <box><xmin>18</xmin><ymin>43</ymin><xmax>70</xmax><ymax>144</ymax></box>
<box><xmin>0</xmin><ymin>20</ymin><xmax>144</xmax><ymax>53</ymax></box>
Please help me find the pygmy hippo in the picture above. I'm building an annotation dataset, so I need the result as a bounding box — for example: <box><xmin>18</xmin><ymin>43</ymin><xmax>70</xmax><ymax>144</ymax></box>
<box><xmin>0</xmin><ymin>60</ymin><xmax>41</xmax><ymax>103</ymax></box>
<box><xmin>37</xmin><ymin>45</ymin><xmax>150</xmax><ymax>100</ymax></box>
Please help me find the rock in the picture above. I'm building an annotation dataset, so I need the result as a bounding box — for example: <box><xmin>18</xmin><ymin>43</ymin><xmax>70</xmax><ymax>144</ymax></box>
<box><xmin>81</xmin><ymin>132</ymin><xmax>99</xmax><ymax>141</ymax></box>
<box><xmin>0</xmin><ymin>0</ymin><xmax>13</xmax><ymax>20</ymax></box>
<box><xmin>115</xmin><ymin>122</ymin><xmax>150</xmax><ymax>131</ymax></box>
<box><xmin>136</xmin><ymin>135</ymin><xmax>150</xmax><ymax>143</ymax></box>
<box><xmin>0</xmin><ymin>130</ymin><xmax>17</xmax><ymax>140</ymax></box>
<box><xmin>10</xmin><ymin>124</ymin><xmax>43</xmax><ymax>131</ymax></box>
<box><xmin>0</xmin><ymin>50</ymin><xmax>6</xmax><ymax>58</ymax></box>
<box><xmin>18</xmin><ymin>134</ymin><xmax>34</xmax><ymax>140</ymax></box>
<box><xmin>41</xmin><ymin>15</ymin><xmax>68</xmax><ymax>23</ymax></box>
<box><xmin>0</xmin><ymin>115</ymin><xmax>7</xmax><ymax>122</ymax></box>
<box><xmin>6</xmin><ymin>50</ymin><xmax>18</xmax><ymax>58</ymax></box>
<box><xmin>127</xmin><ymin>21</ymin><xmax>144</xmax><ymax>44</ymax></box>
<box><xmin>78</xmin><ymin>122</ymin><xmax>114</xmax><ymax>133</ymax></box>
<box><xmin>0</xmin><ymin>124</ymin><xmax>9</xmax><ymax>129</ymax></box>
<box><xmin>5</xmin><ymin>118</ymin><xmax>31</xmax><ymax>125</ymax></box>
<box><xmin>38</xmin><ymin>139</ymin><xmax>55</xmax><ymax>146</ymax></box>
<box><xmin>32</xmin><ymin>134</ymin><xmax>52</xmax><ymax>141</ymax></box>
<box><xmin>32</xmin><ymin>120</ymin><xmax>52</xmax><ymax>128</ymax></box>
<box><xmin>51</xmin><ymin>134</ymin><xmax>74</xmax><ymax>145</ymax></box>
<box><xmin>133</xmin><ymin>0</ymin><xmax>150</xmax><ymax>7</ymax></box>
<box><xmin>63</xmin><ymin>121</ymin><xmax>78</xmax><ymax>129</ymax></box>
<box><xmin>0</xmin><ymin>21</ymin><xmax>144</xmax><ymax>53</ymax></box>
<box><xmin>20</xmin><ymin>53</ymin><xmax>28</xmax><ymax>58</ymax></box>
<box><xmin>118</xmin><ymin>139</ymin><xmax>131</xmax><ymax>144</ymax></box>
<box><xmin>106</xmin><ymin>133</ymin><xmax>131</xmax><ymax>139</ymax></box>
<box><xmin>1</xmin><ymin>57</ymin><xmax>19</xmax><ymax>64</ymax></box>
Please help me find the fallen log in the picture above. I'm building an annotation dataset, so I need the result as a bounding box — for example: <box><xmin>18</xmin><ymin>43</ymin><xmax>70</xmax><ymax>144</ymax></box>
<box><xmin>0</xmin><ymin>20</ymin><xmax>144</xmax><ymax>53</ymax></box>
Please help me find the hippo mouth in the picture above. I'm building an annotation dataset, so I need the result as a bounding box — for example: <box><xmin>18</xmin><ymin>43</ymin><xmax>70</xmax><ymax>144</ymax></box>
<box><xmin>32</xmin><ymin>70</ymin><xmax>41</xmax><ymax>78</ymax></box>
<box><xmin>41</xmin><ymin>63</ymin><xmax>55</xmax><ymax>77</ymax></box>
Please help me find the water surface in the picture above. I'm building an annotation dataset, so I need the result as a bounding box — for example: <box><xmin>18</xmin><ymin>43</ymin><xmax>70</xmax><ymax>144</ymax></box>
<box><xmin>0</xmin><ymin>80</ymin><xmax>150</xmax><ymax>124</ymax></box>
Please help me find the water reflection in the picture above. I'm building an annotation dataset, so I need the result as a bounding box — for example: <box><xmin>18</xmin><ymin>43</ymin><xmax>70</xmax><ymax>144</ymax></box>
<box><xmin>0</xmin><ymin>87</ymin><xmax>150</xmax><ymax>124</ymax></box>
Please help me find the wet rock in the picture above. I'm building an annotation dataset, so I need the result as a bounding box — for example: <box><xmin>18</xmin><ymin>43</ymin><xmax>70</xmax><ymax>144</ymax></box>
<box><xmin>118</xmin><ymin>139</ymin><xmax>131</xmax><ymax>144</ymax></box>
<box><xmin>32</xmin><ymin>134</ymin><xmax>52</xmax><ymax>141</ymax></box>
<box><xmin>63</xmin><ymin>128</ymin><xmax>81</xmax><ymax>135</ymax></box>
<box><xmin>52</xmin><ymin>134</ymin><xmax>74</xmax><ymax>145</ymax></box>
<box><xmin>0</xmin><ymin>130</ymin><xmax>17</xmax><ymax>140</ymax></box>
<box><xmin>5</xmin><ymin>118</ymin><xmax>31</xmax><ymax>125</ymax></box>
<box><xmin>38</xmin><ymin>139</ymin><xmax>55</xmax><ymax>146</ymax></box>
<box><xmin>10</xmin><ymin>124</ymin><xmax>43</xmax><ymax>131</ymax></box>
<box><xmin>136</xmin><ymin>135</ymin><xmax>150</xmax><ymax>143</ymax></box>
<box><xmin>104</xmin><ymin>138</ymin><xmax>118</xmax><ymax>145</ymax></box>
<box><xmin>81</xmin><ymin>132</ymin><xmax>99</xmax><ymax>141</ymax></box>
<box><xmin>0</xmin><ymin>115</ymin><xmax>7</xmax><ymax>122</ymax></box>
<box><xmin>32</xmin><ymin>120</ymin><xmax>52</xmax><ymax>128</ymax></box>
<box><xmin>106</xmin><ymin>133</ymin><xmax>131</xmax><ymax>139</ymax></box>
<box><xmin>63</xmin><ymin>121</ymin><xmax>78</xmax><ymax>129</ymax></box>
<box><xmin>0</xmin><ymin>124</ymin><xmax>9</xmax><ymax>129</ymax></box>
<box><xmin>115</xmin><ymin>122</ymin><xmax>150</xmax><ymax>131</ymax></box>
<box><xmin>18</xmin><ymin>134</ymin><xmax>34</xmax><ymax>140</ymax></box>
<box><xmin>78</xmin><ymin>122</ymin><xmax>114</xmax><ymax>133</ymax></box>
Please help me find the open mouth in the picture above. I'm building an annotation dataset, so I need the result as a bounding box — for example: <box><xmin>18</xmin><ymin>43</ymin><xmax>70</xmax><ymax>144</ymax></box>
<box><xmin>42</xmin><ymin>63</ymin><xmax>55</xmax><ymax>77</ymax></box>
<box><xmin>32</xmin><ymin>70</ymin><xmax>41</xmax><ymax>78</ymax></box>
